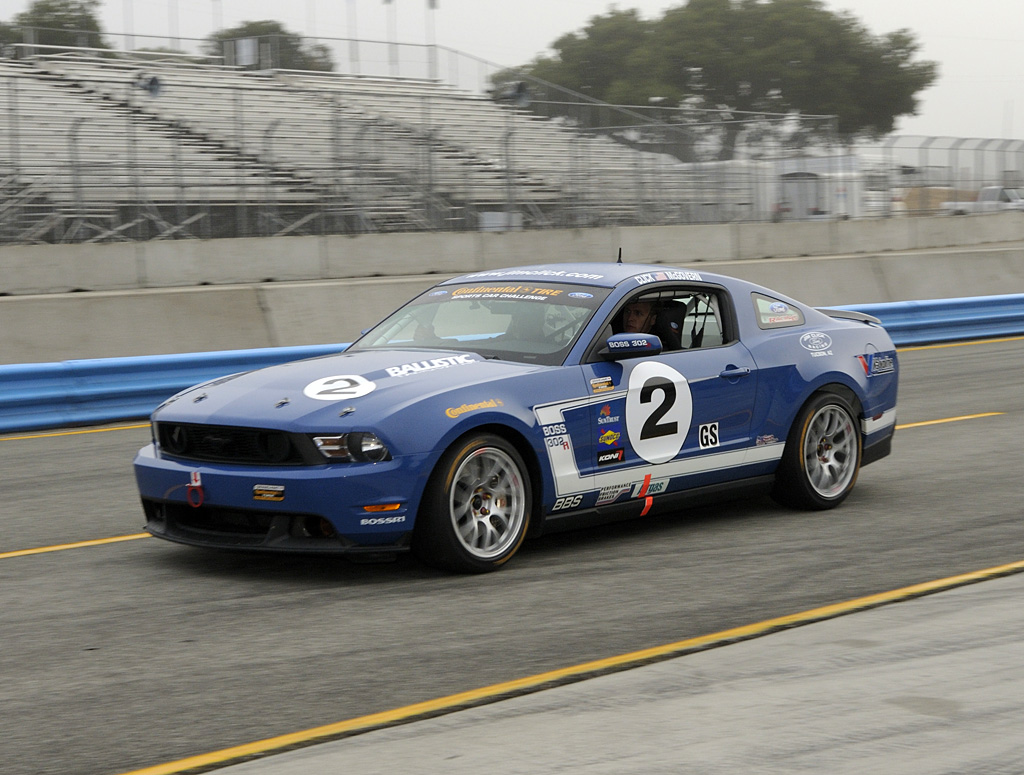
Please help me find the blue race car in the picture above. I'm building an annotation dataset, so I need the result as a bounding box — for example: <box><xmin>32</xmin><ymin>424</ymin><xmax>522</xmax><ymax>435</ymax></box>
<box><xmin>134</xmin><ymin>262</ymin><xmax>898</xmax><ymax>572</ymax></box>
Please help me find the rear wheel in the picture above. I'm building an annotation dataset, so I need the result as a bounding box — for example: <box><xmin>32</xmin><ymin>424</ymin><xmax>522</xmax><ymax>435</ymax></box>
<box><xmin>772</xmin><ymin>391</ymin><xmax>861</xmax><ymax>510</ymax></box>
<box><xmin>414</xmin><ymin>434</ymin><xmax>531</xmax><ymax>573</ymax></box>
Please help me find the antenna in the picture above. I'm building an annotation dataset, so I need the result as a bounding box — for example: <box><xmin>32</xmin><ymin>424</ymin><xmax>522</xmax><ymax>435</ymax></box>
<box><xmin>617</xmin><ymin>247</ymin><xmax>622</xmax><ymax>264</ymax></box>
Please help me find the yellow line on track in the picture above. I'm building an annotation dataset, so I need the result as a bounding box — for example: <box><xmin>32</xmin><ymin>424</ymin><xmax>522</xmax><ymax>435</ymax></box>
<box><xmin>898</xmin><ymin>334</ymin><xmax>1024</xmax><ymax>352</ymax></box>
<box><xmin>0</xmin><ymin>412</ymin><xmax>1003</xmax><ymax>562</ymax></box>
<box><xmin>896</xmin><ymin>411</ymin><xmax>1003</xmax><ymax>430</ymax></box>
<box><xmin>115</xmin><ymin>555</ymin><xmax>1024</xmax><ymax>775</ymax></box>
<box><xmin>0</xmin><ymin>424</ymin><xmax>149</xmax><ymax>442</ymax></box>
<box><xmin>0</xmin><ymin>533</ymin><xmax>150</xmax><ymax>560</ymax></box>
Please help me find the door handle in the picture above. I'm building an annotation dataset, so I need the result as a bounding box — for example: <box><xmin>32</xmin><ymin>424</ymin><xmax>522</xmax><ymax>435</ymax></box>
<box><xmin>719</xmin><ymin>367</ymin><xmax>751</xmax><ymax>379</ymax></box>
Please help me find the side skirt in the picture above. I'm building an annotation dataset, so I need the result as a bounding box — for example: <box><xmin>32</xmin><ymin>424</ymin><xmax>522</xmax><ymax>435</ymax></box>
<box><xmin>536</xmin><ymin>475</ymin><xmax>776</xmax><ymax>536</ymax></box>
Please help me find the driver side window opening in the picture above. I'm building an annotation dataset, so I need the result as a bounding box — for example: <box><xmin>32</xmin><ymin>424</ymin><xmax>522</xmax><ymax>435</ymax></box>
<box><xmin>599</xmin><ymin>287</ymin><xmax>730</xmax><ymax>354</ymax></box>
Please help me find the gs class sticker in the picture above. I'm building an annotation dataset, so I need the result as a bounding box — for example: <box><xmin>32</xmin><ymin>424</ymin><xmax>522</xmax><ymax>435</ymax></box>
<box><xmin>303</xmin><ymin>375</ymin><xmax>376</xmax><ymax>401</ymax></box>
<box><xmin>625</xmin><ymin>361</ymin><xmax>692</xmax><ymax>464</ymax></box>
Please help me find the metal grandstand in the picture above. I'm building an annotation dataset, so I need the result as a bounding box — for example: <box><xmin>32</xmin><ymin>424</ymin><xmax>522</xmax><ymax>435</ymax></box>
<box><xmin>3</xmin><ymin>34</ymin><xmax>1016</xmax><ymax>244</ymax></box>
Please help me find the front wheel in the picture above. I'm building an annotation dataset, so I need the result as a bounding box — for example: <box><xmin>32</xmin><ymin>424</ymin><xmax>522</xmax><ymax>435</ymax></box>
<box><xmin>414</xmin><ymin>434</ymin><xmax>531</xmax><ymax>573</ymax></box>
<box><xmin>772</xmin><ymin>392</ymin><xmax>861</xmax><ymax>510</ymax></box>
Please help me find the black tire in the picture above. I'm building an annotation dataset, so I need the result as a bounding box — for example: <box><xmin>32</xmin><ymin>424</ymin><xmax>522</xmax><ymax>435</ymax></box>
<box><xmin>413</xmin><ymin>434</ymin><xmax>531</xmax><ymax>573</ymax></box>
<box><xmin>772</xmin><ymin>391</ymin><xmax>862</xmax><ymax>510</ymax></box>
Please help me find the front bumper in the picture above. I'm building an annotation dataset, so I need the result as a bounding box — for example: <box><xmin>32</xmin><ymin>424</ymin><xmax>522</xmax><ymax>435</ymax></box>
<box><xmin>133</xmin><ymin>443</ymin><xmax>432</xmax><ymax>553</ymax></box>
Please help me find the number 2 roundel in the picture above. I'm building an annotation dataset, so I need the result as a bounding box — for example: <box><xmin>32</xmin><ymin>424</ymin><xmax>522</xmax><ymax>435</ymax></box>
<box><xmin>625</xmin><ymin>361</ymin><xmax>691</xmax><ymax>464</ymax></box>
<box><xmin>303</xmin><ymin>375</ymin><xmax>376</xmax><ymax>401</ymax></box>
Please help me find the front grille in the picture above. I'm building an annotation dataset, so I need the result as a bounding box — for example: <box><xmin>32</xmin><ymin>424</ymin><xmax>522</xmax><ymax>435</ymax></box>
<box><xmin>156</xmin><ymin>422</ymin><xmax>315</xmax><ymax>465</ymax></box>
<box><xmin>173</xmin><ymin>502</ymin><xmax>276</xmax><ymax>535</ymax></box>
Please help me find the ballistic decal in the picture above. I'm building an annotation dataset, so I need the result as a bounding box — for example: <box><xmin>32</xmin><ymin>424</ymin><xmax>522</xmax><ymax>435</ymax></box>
<box><xmin>385</xmin><ymin>354</ymin><xmax>477</xmax><ymax>378</ymax></box>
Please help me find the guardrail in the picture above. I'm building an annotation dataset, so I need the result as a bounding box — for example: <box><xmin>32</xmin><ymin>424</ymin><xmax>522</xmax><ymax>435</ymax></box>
<box><xmin>2</xmin><ymin>294</ymin><xmax>1023</xmax><ymax>434</ymax></box>
<box><xmin>0</xmin><ymin>344</ymin><xmax>347</xmax><ymax>434</ymax></box>
<box><xmin>846</xmin><ymin>294</ymin><xmax>1024</xmax><ymax>346</ymax></box>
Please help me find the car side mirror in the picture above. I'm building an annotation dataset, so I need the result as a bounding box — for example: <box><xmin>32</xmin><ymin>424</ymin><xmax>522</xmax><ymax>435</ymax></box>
<box><xmin>599</xmin><ymin>332</ymin><xmax>663</xmax><ymax>360</ymax></box>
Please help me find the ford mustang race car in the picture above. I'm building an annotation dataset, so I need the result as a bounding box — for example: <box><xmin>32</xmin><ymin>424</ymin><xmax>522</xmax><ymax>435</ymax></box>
<box><xmin>134</xmin><ymin>262</ymin><xmax>898</xmax><ymax>572</ymax></box>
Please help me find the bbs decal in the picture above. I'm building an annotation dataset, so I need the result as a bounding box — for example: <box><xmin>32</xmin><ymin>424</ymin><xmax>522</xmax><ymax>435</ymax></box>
<box><xmin>625</xmin><ymin>361</ymin><xmax>692</xmax><ymax>464</ymax></box>
<box><xmin>699</xmin><ymin>422</ymin><xmax>720</xmax><ymax>449</ymax></box>
<box><xmin>552</xmin><ymin>495</ymin><xmax>584</xmax><ymax>512</ymax></box>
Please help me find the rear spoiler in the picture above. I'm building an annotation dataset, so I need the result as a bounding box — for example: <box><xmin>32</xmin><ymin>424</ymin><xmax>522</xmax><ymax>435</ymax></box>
<box><xmin>816</xmin><ymin>308</ymin><xmax>882</xmax><ymax>325</ymax></box>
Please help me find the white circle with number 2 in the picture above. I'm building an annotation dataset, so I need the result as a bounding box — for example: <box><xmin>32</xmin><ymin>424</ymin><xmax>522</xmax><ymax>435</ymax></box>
<box><xmin>626</xmin><ymin>361</ymin><xmax>692</xmax><ymax>464</ymax></box>
<box><xmin>303</xmin><ymin>375</ymin><xmax>376</xmax><ymax>401</ymax></box>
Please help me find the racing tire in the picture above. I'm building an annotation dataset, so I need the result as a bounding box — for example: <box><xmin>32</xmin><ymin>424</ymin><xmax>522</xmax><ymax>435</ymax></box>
<box><xmin>772</xmin><ymin>391</ymin><xmax>862</xmax><ymax>510</ymax></box>
<box><xmin>414</xmin><ymin>434</ymin><xmax>532</xmax><ymax>573</ymax></box>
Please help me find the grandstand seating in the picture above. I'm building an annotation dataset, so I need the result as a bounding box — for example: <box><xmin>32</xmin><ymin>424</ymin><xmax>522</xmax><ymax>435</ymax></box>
<box><xmin>1</xmin><ymin>53</ymin><xmax>705</xmax><ymax>242</ymax></box>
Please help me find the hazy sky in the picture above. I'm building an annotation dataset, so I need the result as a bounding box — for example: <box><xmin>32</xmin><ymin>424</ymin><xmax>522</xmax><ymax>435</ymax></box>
<box><xmin>2</xmin><ymin>0</ymin><xmax>1022</xmax><ymax>138</ymax></box>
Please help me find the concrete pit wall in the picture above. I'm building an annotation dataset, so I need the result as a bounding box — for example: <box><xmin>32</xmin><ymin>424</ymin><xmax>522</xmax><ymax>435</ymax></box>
<box><xmin>3</xmin><ymin>214</ymin><xmax>1024</xmax><ymax>363</ymax></box>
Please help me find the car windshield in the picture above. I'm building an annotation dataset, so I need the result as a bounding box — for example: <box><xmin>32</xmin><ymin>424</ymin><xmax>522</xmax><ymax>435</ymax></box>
<box><xmin>350</xmin><ymin>281</ymin><xmax>610</xmax><ymax>365</ymax></box>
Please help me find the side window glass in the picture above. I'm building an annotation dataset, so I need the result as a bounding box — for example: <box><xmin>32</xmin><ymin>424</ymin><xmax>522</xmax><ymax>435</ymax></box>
<box><xmin>752</xmin><ymin>293</ymin><xmax>805</xmax><ymax>329</ymax></box>
<box><xmin>677</xmin><ymin>292</ymin><xmax>726</xmax><ymax>348</ymax></box>
<box><xmin>591</xmin><ymin>288</ymin><xmax>728</xmax><ymax>358</ymax></box>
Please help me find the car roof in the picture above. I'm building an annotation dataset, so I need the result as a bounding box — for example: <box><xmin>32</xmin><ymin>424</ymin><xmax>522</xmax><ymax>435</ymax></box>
<box><xmin>444</xmin><ymin>262</ymin><xmax>733</xmax><ymax>290</ymax></box>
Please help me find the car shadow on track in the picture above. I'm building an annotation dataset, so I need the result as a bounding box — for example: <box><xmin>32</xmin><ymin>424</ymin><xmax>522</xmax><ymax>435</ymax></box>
<box><xmin>141</xmin><ymin>495</ymin><xmax>788</xmax><ymax>584</ymax></box>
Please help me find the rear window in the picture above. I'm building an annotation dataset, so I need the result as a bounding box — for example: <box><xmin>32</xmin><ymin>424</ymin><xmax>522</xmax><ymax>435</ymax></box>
<box><xmin>752</xmin><ymin>293</ymin><xmax>805</xmax><ymax>329</ymax></box>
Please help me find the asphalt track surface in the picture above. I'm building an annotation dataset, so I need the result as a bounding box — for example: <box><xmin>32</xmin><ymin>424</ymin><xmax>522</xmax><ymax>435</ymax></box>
<box><xmin>1</xmin><ymin>337</ymin><xmax>1022</xmax><ymax>775</ymax></box>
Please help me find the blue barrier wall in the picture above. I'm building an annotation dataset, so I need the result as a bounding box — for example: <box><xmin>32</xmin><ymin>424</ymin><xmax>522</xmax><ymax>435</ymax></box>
<box><xmin>847</xmin><ymin>294</ymin><xmax>1024</xmax><ymax>346</ymax></box>
<box><xmin>2</xmin><ymin>295</ymin><xmax>1022</xmax><ymax>434</ymax></box>
<box><xmin>0</xmin><ymin>344</ymin><xmax>347</xmax><ymax>434</ymax></box>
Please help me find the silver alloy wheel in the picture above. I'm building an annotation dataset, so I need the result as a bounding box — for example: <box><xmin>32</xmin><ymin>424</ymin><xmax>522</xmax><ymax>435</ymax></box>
<box><xmin>802</xmin><ymin>404</ymin><xmax>858</xmax><ymax>498</ymax></box>
<box><xmin>448</xmin><ymin>446</ymin><xmax>527</xmax><ymax>559</ymax></box>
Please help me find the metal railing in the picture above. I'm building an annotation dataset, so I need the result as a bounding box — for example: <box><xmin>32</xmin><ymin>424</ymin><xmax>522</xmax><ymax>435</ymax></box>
<box><xmin>1</xmin><ymin>29</ymin><xmax>1022</xmax><ymax>243</ymax></box>
<box><xmin>3</xmin><ymin>294</ymin><xmax>1022</xmax><ymax>433</ymax></box>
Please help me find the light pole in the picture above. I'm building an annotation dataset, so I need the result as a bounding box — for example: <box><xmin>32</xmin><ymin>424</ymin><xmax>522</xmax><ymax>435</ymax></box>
<box><xmin>384</xmin><ymin>0</ymin><xmax>398</xmax><ymax>76</ymax></box>
<box><xmin>123</xmin><ymin>0</ymin><xmax>134</xmax><ymax>50</ymax></box>
<box><xmin>211</xmin><ymin>0</ymin><xmax>223</xmax><ymax>33</ymax></box>
<box><xmin>168</xmin><ymin>0</ymin><xmax>179</xmax><ymax>50</ymax></box>
<box><xmin>427</xmin><ymin>0</ymin><xmax>438</xmax><ymax>81</ymax></box>
<box><xmin>493</xmin><ymin>81</ymin><xmax>530</xmax><ymax>230</ymax></box>
<box><xmin>347</xmin><ymin>0</ymin><xmax>360</xmax><ymax>74</ymax></box>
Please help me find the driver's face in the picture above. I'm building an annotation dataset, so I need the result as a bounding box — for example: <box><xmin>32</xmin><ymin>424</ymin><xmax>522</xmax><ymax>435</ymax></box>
<box><xmin>623</xmin><ymin>302</ymin><xmax>655</xmax><ymax>333</ymax></box>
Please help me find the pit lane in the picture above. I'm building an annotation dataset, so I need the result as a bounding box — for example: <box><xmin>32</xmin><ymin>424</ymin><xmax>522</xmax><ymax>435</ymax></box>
<box><xmin>1</xmin><ymin>337</ymin><xmax>1022</xmax><ymax>775</ymax></box>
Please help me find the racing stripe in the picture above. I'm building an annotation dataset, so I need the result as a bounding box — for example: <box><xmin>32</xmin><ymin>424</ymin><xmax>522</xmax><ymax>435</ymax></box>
<box><xmin>535</xmin><ymin>394</ymin><xmax>783</xmax><ymax>498</ymax></box>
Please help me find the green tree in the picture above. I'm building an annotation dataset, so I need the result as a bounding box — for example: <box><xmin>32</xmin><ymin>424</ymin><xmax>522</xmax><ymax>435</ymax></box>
<box><xmin>0</xmin><ymin>20</ymin><xmax>20</xmax><ymax>48</ymax></box>
<box><xmin>513</xmin><ymin>0</ymin><xmax>937</xmax><ymax>157</ymax></box>
<box><xmin>529</xmin><ymin>9</ymin><xmax>676</xmax><ymax>107</ymax></box>
<box><xmin>13</xmin><ymin>0</ymin><xmax>108</xmax><ymax>51</ymax></box>
<box><xmin>204</xmin><ymin>21</ymin><xmax>333</xmax><ymax>72</ymax></box>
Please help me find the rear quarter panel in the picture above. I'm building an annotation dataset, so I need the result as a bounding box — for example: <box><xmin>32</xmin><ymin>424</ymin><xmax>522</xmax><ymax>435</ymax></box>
<box><xmin>734</xmin><ymin>290</ymin><xmax>898</xmax><ymax>443</ymax></box>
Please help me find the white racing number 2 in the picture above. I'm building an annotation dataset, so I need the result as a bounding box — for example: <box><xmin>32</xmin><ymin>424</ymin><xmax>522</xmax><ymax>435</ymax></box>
<box><xmin>303</xmin><ymin>375</ymin><xmax>376</xmax><ymax>401</ymax></box>
<box><xmin>625</xmin><ymin>361</ymin><xmax>692</xmax><ymax>464</ymax></box>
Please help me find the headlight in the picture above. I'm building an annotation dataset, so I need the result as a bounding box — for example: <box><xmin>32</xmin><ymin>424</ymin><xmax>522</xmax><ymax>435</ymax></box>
<box><xmin>311</xmin><ymin>432</ymin><xmax>390</xmax><ymax>463</ymax></box>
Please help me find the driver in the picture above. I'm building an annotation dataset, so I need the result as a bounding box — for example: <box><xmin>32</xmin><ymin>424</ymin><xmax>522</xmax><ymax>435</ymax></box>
<box><xmin>622</xmin><ymin>300</ymin><xmax>657</xmax><ymax>334</ymax></box>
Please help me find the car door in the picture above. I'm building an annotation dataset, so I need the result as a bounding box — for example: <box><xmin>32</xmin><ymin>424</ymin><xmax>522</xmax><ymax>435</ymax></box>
<box><xmin>576</xmin><ymin>286</ymin><xmax>760</xmax><ymax>503</ymax></box>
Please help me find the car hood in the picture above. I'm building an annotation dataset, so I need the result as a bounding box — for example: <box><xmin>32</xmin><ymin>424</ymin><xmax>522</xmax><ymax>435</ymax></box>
<box><xmin>153</xmin><ymin>348</ymin><xmax>549</xmax><ymax>431</ymax></box>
